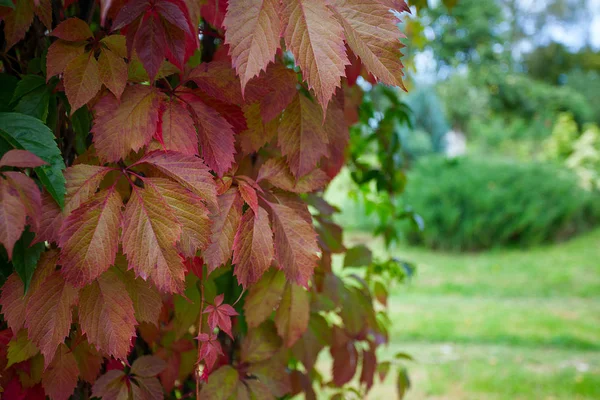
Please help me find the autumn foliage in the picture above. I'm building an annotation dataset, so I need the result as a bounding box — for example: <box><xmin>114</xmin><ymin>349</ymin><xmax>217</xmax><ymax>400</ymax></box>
<box><xmin>0</xmin><ymin>0</ymin><xmax>409</xmax><ymax>398</ymax></box>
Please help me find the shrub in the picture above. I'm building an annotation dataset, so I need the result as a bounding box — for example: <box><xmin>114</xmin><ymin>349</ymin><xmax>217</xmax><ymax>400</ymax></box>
<box><xmin>403</xmin><ymin>156</ymin><xmax>600</xmax><ymax>251</ymax></box>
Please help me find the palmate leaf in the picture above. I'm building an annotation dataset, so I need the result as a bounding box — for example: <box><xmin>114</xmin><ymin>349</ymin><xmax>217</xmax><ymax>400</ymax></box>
<box><xmin>159</xmin><ymin>97</ymin><xmax>199</xmax><ymax>156</ymax></box>
<box><xmin>63</xmin><ymin>51</ymin><xmax>102</xmax><ymax>114</ymax></box>
<box><xmin>224</xmin><ymin>0</ymin><xmax>281</xmax><ymax>90</ymax></box>
<box><xmin>281</xmin><ymin>0</ymin><xmax>349</xmax><ymax>109</ymax></box>
<box><xmin>204</xmin><ymin>188</ymin><xmax>243</xmax><ymax>272</ymax></box>
<box><xmin>46</xmin><ymin>41</ymin><xmax>86</xmax><ymax>81</ymax></box>
<box><xmin>0</xmin><ymin>112</ymin><xmax>66</xmax><ymax>207</ymax></box>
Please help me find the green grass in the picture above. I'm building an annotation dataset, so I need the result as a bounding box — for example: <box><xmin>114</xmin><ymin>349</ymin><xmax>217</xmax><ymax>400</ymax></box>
<box><xmin>341</xmin><ymin>228</ymin><xmax>600</xmax><ymax>399</ymax></box>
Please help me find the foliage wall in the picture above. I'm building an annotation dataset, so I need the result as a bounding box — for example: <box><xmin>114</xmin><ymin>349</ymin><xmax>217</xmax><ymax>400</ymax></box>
<box><xmin>0</xmin><ymin>0</ymin><xmax>415</xmax><ymax>399</ymax></box>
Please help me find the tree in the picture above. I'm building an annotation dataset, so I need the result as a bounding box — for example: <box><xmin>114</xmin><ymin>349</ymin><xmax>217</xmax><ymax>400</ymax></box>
<box><xmin>0</xmin><ymin>0</ymin><xmax>412</xmax><ymax>398</ymax></box>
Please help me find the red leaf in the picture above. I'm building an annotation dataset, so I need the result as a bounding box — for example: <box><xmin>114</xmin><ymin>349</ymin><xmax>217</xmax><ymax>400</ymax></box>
<box><xmin>92</xmin><ymin>85</ymin><xmax>161</xmax><ymax>162</ymax></box>
<box><xmin>0</xmin><ymin>149</ymin><xmax>47</xmax><ymax>168</ymax></box>
<box><xmin>3</xmin><ymin>171</ymin><xmax>43</xmax><ymax>233</ymax></box>
<box><xmin>134</xmin><ymin>14</ymin><xmax>168</xmax><ymax>81</ymax></box>
<box><xmin>232</xmin><ymin>206</ymin><xmax>274</xmax><ymax>288</ymax></box>
<box><xmin>201</xmin><ymin>0</ymin><xmax>227</xmax><ymax>28</ymax></box>
<box><xmin>2</xmin><ymin>0</ymin><xmax>34</xmax><ymax>50</ymax></box>
<box><xmin>24</xmin><ymin>271</ymin><xmax>79</xmax><ymax>366</ymax></box>
<box><xmin>59</xmin><ymin>188</ymin><xmax>123</xmax><ymax>287</ymax></box>
<box><xmin>72</xmin><ymin>335</ymin><xmax>104</xmax><ymax>384</ymax></box>
<box><xmin>360</xmin><ymin>347</ymin><xmax>377</xmax><ymax>390</ymax></box>
<box><xmin>237</xmin><ymin>179</ymin><xmax>258</xmax><ymax>214</ymax></box>
<box><xmin>277</xmin><ymin>94</ymin><xmax>330</xmax><ymax>178</ymax></box>
<box><xmin>136</xmin><ymin>150</ymin><xmax>217</xmax><ymax>210</ymax></box>
<box><xmin>91</xmin><ymin>369</ymin><xmax>128</xmax><ymax>400</ymax></box>
<box><xmin>274</xmin><ymin>283</ymin><xmax>309</xmax><ymax>347</ymax></box>
<box><xmin>0</xmin><ymin>178</ymin><xmax>27</xmax><ymax>258</ymax></box>
<box><xmin>78</xmin><ymin>269</ymin><xmax>137</xmax><ymax>359</ymax></box>
<box><xmin>32</xmin><ymin>192</ymin><xmax>63</xmax><ymax>245</ymax></box>
<box><xmin>64</xmin><ymin>52</ymin><xmax>102</xmax><ymax>113</ymax></box>
<box><xmin>197</xmin><ymin>333</ymin><xmax>224</xmax><ymax>372</ymax></box>
<box><xmin>331</xmin><ymin>340</ymin><xmax>358</xmax><ymax>386</ymax></box>
<box><xmin>160</xmin><ymin>97</ymin><xmax>199</xmax><ymax>155</ymax></box>
<box><xmin>204</xmin><ymin>188</ymin><xmax>243</xmax><ymax>273</ymax></box>
<box><xmin>0</xmin><ymin>274</ymin><xmax>26</xmax><ymax>334</ymax></box>
<box><xmin>180</xmin><ymin>92</ymin><xmax>236</xmax><ymax>176</ymax></box>
<box><xmin>41</xmin><ymin>344</ymin><xmax>79</xmax><ymax>400</ymax></box>
<box><xmin>116</xmin><ymin>260</ymin><xmax>163</xmax><ymax>326</ymax></box>
<box><xmin>203</xmin><ymin>293</ymin><xmax>239</xmax><ymax>338</ymax></box>
<box><xmin>122</xmin><ymin>180</ymin><xmax>186</xmax><ymax>293</ymax></box>
<box><xmin>51</xmin><ymin>17</ymin><xmax>93</xmax><ymax>41</ymax></box>
<box><xmin>256</xmin><ymin>64</ymin><xmax>298</xmax><ymax>123</ymax></box>
<box><xmin>112</xmin><ymin>0</ymin><xmax>148</xmax><ymax>30</ymax></box>
<box><xmin>268</xmin><ymin>200</ymin><xmax>318</xmax><ymax>287</ymax></box>
<box><xmin>237</xmin><ymin>103</ymin><xmax>277</xmax><ymax>153</ymax></box>
<box><xmin>130</xmin><ymin>355</ymin><xmax>166</xmax><ymax>377</ymax></box>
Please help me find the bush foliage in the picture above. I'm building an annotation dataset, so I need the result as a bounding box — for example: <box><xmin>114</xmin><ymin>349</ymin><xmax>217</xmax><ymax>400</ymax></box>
<box><xmin>403</xmin><ymin>156</ymin><xmax>600</xmax><ymax>251</ymax></box>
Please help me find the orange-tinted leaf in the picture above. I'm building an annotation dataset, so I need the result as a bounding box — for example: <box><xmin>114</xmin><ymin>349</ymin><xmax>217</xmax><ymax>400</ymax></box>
<box><xmin>136</xmin><ymin>150</ymin><xmax>217</xmax><ymax>210</ymax></box>
<box><xmin>281</xmin><ymin>0</ymin><xmax>348</xmax><ymax>108</ymax></box>
<box><xmin>232</xmin><ymin>206</ymin><xmax>274</xmax><ymax>288</ymax></box>
<box><xmin>122</xmin><ymin>182</ymin><xmax>185</xmax><ymax>293</ymax></box>
<box><xmin>59</xmin><ymin>188</ymin><xmax>123</xmax><ymax>287</ymax></box>
<box><xmin>72</xmin><ymin>335</ymin><xmax>103</xmax><ymax>384</ymax></box>
<box><xmin>203</xmin><ymin>293</ymin><xmax>238</xmax><ymax>338</ymax></box>
<box><xmin>329</xmin><ymin>0</ymin><xmax>406</xmax><ymax>89</ymax></box>
<box><xmin>277</xmin><ymin>94</ymin><xmax>329</xmax><ymax>178</ymax></box>
<box><xmin>238</xmin><ymin>102</ymin><xmax>278</xmax><ymax>154</ymax></box>
<box><xmin>224</xmin><ymin>0</ymin><xmax>281</xmax><ymax>90</ymax></box>
<box><xmin>204</xmin><ymin>188</ymin><xmax>243</xmax><ymax>273</ymax></box>
<box><xmin>64</xmin><ymin>52</ymin><xmax>102</xmax><ymax>113</ymax></box>
<box><xmin>0</xmin><ymin>178</ymin><xmax>27</xmax><ymax>258</ymax></box>
<box><xmin>64</xmin><ymin>164</ymin><xmax>112</xmax><ymax>214</ymax></box>
<box><xmin>257</xmin><ymin>158</ymin><xmax>329</xmax><ymax>193</ymax></box>
<box><xmin>237</xmin><ymin>179</ymin><xmax>258</xmax><ymax>214</ymax></box>
<box><xmin>181</xmin><ymin>93</ymin><xmax>236</xmax><ymax>176</ymax></box>
<box><xmin>160</xmin><ymin>98</ymin><xmax>198</xmax><ymax>155</ymax></box>
<box><xmin>115</xmin><ymin>258</ymin><xmax>163</xmax><ymax>326</ymax></box>
<box><xmin>268</xmin><ymin>201</ymin><xmax>318</xmax><ymax>286</ymax></box>
<box><xmin>92</xmin><ymin>369</ymin><xmax>128</xmax><ymax>400</ymax></box>
<box><xmin>257</xmin><ymin>64</ymin><xmax>298</xmax><ymax>123</ymax></box>
<box><xmin>24</xmin><ymin>271</ymin><xmax>79</xmax><ymax>366</ymax></box>
<box><xmin>78</xmin><ymin>269</ymin><xmax>136</xmax><ymax>359</ymax></box>
<box><xmin>101</xmin><ymin>34</ymin><xmax>128</xmax><ymax>58</ymax></box>
<box><xmin>51</xmin><ymin>17</ymin><xmax>93</xmax><ymax>41</ymax></box>
<box><xmin>0</xmin><ymin>149</ymin><xmax>47</xmax><ymax>168</ymax></box>
<box><xmin>46</xmin><ymin>40</ymin><xmax>87</xmax><ymax>80</ymax></box>
<box><xmin>2</xmin><ymin>0</ymin><xmax>34</xmax><ymax>49</ymax></box>
<box><xmin>41</xmin><ymin>344</ymin><xmax>79</xmax><ymax>400</ymax></box>
<box><xmin>92</xmin><ymin>85</ymin><xmax>161</xmax><ymax>162</ymax></box>
<box><xmin>151</xmin><ymin>178</ymin><xmax>211</xmax><ymax>257</ymax></box>
<box><xmin>98</xmin><ymin>48</ymin><xmax>128</xmax><ymax>99</ymax></box>
<box><xmin>274</xmin><ymin>283</ymin><xmax>309</xmax><ymax>347</ymax></box>
<box><xmin>244</xmin><ymin>268</ymin><xmax>286</xmax><ymax>328</ymax></box>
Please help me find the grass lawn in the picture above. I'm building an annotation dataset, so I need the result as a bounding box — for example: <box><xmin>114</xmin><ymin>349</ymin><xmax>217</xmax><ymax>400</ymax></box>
<box><xmin>343</xmin><ymin>228</ymin><xmax>600</xmax><ymax>400</ymax></box>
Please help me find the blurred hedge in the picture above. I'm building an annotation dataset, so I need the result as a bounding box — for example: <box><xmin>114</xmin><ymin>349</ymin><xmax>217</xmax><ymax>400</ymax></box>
<box><xmin>403</xmin><ymin>156</ymin><xmax>600</xmax><ymax>251</ymax></box>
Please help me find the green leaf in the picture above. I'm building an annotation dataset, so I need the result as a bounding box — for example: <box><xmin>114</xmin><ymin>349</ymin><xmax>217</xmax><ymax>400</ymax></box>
<box><xmin>0</xmin><ymin>112</ymin><xmax>66</xmax><ymax>208</ymax></box>
<box><xmin>397</xmin><ymin>367</ymin><xmax>411</xmax><ymax>400</ymax></box>
<box><xmin>72</xmin><ymin>107</ymin><xmax>91</xmax><ymax>154</ymax></box>
<box><xmin>14</xmin><ymin>86</ymin><xmax>51</xmax><ymax>122</ymax></box>
<box><xmin>13</xmin><ymin>228</ymin><xmax>45</xmax><ymax>293</ymax></box>
<box><xmin>11</xmin><ymin>75</ymin><xmax>46</xmax><ymax>104</ymax></box>
<box><xmin>344</xmin><ymin>244</ymin><xmax>372</xmax><ymax>268</ymax></box>
<box><xmin>0</xmin><ymin>74</ymin><xmax>18</xmax><ymax>112</ymax></box>
<box><xmin>199</xmin><ymin>365</ymin><xmax>239</xmax><ymax>400</ymax></box>
<box><xmin>0</xmin><ymin>0</ymin><xmax>15</xmax><ymax>8</ymax></box>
